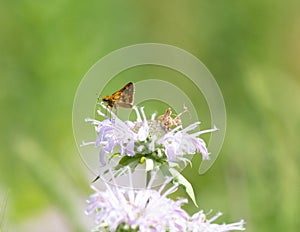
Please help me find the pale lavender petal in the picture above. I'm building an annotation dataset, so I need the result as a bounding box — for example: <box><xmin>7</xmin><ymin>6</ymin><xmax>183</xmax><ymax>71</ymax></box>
<box><xmin>99</xmin><ymin>149</ymin><xmax>106</xmax><ymax>165</ymax></box>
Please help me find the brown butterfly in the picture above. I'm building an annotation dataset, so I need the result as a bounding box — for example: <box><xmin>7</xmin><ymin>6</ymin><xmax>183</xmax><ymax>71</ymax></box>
<box><xmin>101</xmin><ymin>82</ymin><xmax>135</xmax><ymax>112</ymax></box>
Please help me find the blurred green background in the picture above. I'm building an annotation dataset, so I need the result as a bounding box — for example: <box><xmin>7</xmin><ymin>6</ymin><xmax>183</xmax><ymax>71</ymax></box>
<box><xmin>1</xmin><ymin>1</ymin><xmax>299</xmax><ymax>231</ymax></box>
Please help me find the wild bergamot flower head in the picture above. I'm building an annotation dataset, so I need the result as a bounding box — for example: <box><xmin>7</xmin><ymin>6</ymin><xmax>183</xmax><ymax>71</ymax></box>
<box><xmin>86</xmin><ymin>171</ymin><xmax>189</xmax><ymax>232</ymax></box>
<box><xmin>83</xmin><ymin>104</ymin><xmax>217</xmax><ymax>169</ymax></box>
<box><xmin>86</xmin><ymin>170</ymin><xmax>245</xmax><ymax>232</ymax></box>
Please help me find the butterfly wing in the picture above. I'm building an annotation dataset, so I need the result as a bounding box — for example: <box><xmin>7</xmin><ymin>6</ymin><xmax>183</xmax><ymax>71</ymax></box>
<box><xmin>113</xmin><ymin>82</ymin><xmax>134</xmax><ymax>108</ymax></box>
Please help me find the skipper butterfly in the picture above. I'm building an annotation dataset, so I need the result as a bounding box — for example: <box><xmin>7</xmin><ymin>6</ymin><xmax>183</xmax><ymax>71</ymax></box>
<box><xmin>101</xmin><ymin>82</ymin><xmax>135</xmax><ymax>111</ymax></box>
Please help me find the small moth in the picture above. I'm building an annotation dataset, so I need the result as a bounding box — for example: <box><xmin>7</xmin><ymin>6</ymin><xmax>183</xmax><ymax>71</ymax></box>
<box><xmin>157</xmin><ymin>107</ymin><xmax>188</xmax><ymax>130</ymax></box>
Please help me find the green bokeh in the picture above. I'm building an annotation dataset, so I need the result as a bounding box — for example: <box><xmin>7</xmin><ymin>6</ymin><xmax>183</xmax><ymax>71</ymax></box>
<box><xmin>1</xmin><ymin>1</ymin><xmax>299</xmax><ymax>231</ymax></box>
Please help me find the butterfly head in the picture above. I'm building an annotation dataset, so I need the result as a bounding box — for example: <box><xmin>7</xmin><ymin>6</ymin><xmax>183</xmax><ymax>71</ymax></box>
<box><xmin>102</xmin><ymin>95</ymin><xmax>114</xmax><ymax>108</ymax></box>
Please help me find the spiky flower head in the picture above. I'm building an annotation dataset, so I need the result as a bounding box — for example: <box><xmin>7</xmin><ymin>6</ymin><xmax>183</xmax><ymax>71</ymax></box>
<box><xmin>83</xmin><ymin>104</ymin><xmax>217</xmax><ymax>170</ymax></box>
<box><xmin>86</xmin><ymin>171</ymin><xmax>245</xmax><ymax>232</ymax></box>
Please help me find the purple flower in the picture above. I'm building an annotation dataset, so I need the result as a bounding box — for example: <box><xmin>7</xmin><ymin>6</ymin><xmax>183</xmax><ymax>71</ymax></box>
<box><xmin>187</xmin><ymin>211</ymin><xmax>245</xmax><ymax>232</ymax></box>
<box><xmin>86</xmin><ymin>171</ymin><xmax>245</xmax><ymax>232</ymax></box>
<box><xmin>83</xmin><ymin>108</ymin><xmax>136</xmax><ymax>165</ymax></box>
<box><xmin>83</xmin><ymin>104</ymin><xmax>217</xmax><ymax>167</ymax></box>
<box><xmin>86</xmin><ymin>172</ymin><xmax>189</xmax><ymax>232</ymax></box>
<box><xmin>157</xmin><ymin>122</ymin><xmax>218</xmax><ymax>163</ymax></box>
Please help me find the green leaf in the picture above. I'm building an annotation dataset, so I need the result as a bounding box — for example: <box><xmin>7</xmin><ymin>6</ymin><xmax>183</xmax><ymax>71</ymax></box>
<box><xmin>114</xmin><ymin>155</ymin><xmax>143</xmax><ymax>175</ymax></box>
<box><xmin>169</xmin><ymin>168</ymin><xmax>198</xmax><ymax>207</ymax></box>
<box><xmin>160</xmin><ymin>164</ymin><xmax>172</xmax><ymax>177</ymax></box>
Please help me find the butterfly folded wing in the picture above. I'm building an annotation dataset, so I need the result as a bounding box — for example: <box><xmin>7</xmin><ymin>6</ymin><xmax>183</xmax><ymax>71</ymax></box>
<box><xmin>102</xmin><ymin>82</ymin><xmax>134</xmax><ymax>110</ymax></box>
<box><xmin>114</xmin><ymin>82</ymin><xmax>134</xmax><ymax>108</ymax></box>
